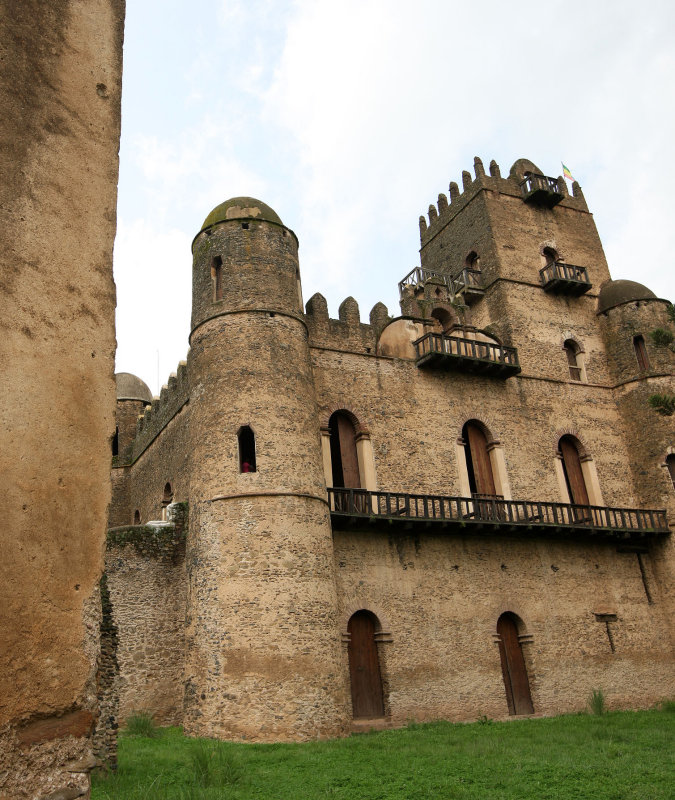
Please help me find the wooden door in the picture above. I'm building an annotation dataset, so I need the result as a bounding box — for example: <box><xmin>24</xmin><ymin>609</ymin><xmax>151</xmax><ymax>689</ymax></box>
<box><xmin>560</xmin><ymin>437</ymin><xmax>589</xmax><ymax>505</ymax></box>
<box><xmin>330</xmin><ymin>413</ymin><xmax>361</xmax><ymax>489</ymax></box>
<box><xmin>466</xmin><ymin>422</ymin><xmax>496</xmax><ymax>496</ymax></box>
<box><xmin>348</xmin><ymin>611</ymin><xmax>384</xmax><ymax>719</ymax></box>
<box><xmin>497</xmin><ymin>614</ymin><xmax>533</xmax><ymax>716</ymax></box>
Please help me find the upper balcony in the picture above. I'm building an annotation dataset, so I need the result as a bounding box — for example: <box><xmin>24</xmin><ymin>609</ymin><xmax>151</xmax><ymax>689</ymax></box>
<box><xmin>453</xmin><ymin>268</ymin><xmax>484</xmax><ymax>305</ymax></box>
<box><xmin>328</xmin><ymin>488</ymin><xmax>670</xmax><ymax>542</ymax></box>
<box><xmin>540</xmin><ymin>262</ymin><xmax>592</xmax><ymax>296</ymax></box>
<box><xmin>414</xmin><ymin>332</ymin><xmax>521</xmax><ymax>378</ymax></box>
<box><xmin>399</xmin><ymin>266</ymin><xmax>454</xmax><ymax>296</ymax></box>
<box><xmin>520</xmin><ymin>172</ymin><xmax>564</xmax><ymax>208</ymax></box>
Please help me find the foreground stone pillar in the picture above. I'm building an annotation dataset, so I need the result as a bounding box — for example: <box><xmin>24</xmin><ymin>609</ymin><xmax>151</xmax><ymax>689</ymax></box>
<box><xmin>0</xmin><ymin>1</ymin><xmax>124</xmax><ymax>797</ymax></box>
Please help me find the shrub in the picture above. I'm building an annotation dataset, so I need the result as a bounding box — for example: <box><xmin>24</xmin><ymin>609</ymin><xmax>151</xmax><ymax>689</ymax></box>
<box><xmin>648</xmin><ymin>393</ymin><xmax>675</xmax><ymax>416</ymax></box>
<box><xmin>588</xmin><ymin>688</ymin><xmax>606</xmax><ymax>715</ymax></box>
<box><xmin>649</xmin><ymin>328</ymin><xmax>674</xmax><ymax>347</ymax></box>
<box><xmin>124</xmin><ymin>712</ymin><xmax>159</xmax><ymax>738</ymax></box>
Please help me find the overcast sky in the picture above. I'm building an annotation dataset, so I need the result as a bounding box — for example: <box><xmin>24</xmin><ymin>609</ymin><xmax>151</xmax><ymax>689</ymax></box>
<box><xmin>114</xmin><ymin>0</ymin><xmax>675</xmax><ymax>393</ymax></box>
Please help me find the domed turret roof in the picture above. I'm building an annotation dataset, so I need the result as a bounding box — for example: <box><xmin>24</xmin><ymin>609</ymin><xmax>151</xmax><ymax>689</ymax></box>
<box><xmin>200</xmin><ymin>197</ymin><xmax>283</xmax><ymax>233</ymax></box>
<box><xmin>597</xmin><ymin>280</ymin><xmax>658</xmax><ymax>314</ymax></box>
<box><xmin>115</xmin><ymin>372</ymin><xmax>152</xmax><ymax>402</ymax></box>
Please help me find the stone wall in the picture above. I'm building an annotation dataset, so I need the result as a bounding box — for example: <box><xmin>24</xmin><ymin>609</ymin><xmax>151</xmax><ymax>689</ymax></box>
<box><xmin>333</xmin><ymin>529</ymin><xmax>674</xmax><ymax>723</ymax></box>
<box><xmin>105</xmin><ymin>506</ymin><xmax>188</xmax><ymax>727</ymax></box>
<box><xmin>0</xmin><ymin>1</ymin><xmax>124</xmax><ymax>797</ymax></box>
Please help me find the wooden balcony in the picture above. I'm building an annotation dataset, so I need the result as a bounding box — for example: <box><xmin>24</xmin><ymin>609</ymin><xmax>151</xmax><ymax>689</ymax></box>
<box><xmin>540</xmin><ymin>262</ymin><xmax>591</xmax><ymax>296</ymax></box>
<box><xmin>520</xmin><ymin>173</ymin><xmax>564</xmax><ymax>208</ymax></box>
<box><xmin>398</xmin><ymin>266</ymin><xmax>454</xmax><ymax>296</ymax></box>
<box><xmin>453</xmin><ymin>268</ymin><xmax>484</xmax><ymax>305</ymax></box>
<box><xmin>328</xmin><ymin>488</ymin><xmax>670</xmax><ymax>541</ymax></box>
<box><xmin>414</xmin><ymin>333</ymin><xmax>520</xmax><ymax>378</ymax></box>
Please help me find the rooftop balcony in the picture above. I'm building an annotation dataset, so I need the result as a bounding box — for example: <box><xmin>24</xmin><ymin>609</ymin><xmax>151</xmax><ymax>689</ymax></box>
<box><xmin>520</xmin><ymin>173</ymin><xmax>564</xmax><ymax>208</ymax></box>
<box><xmin>414</xmin><ymin>332</ymin><xmax>521</xmax><ymax>378</ymax></box>
<box><xmin>540</xmin><ymin>262</ymin><xmax>592</xmax><ymax>296</ymax></box>
<box><xmin>328</xmin><ymin>488</ymin><xmax>669</xmax><ymax>541</ymax></box>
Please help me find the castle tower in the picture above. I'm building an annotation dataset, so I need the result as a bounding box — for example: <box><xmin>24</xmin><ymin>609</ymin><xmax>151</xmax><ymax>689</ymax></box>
<box><xmin>184</xmin><ymin>198</ymin><xmax>348</xmax><ymax>740</ymax></box>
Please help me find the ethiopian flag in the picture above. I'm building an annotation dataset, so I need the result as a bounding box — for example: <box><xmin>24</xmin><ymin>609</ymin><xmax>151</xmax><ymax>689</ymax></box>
<box><xmin>562</xmin><ymin>163</ymin><xmax>575</xmax><ymax>182</ymax></box>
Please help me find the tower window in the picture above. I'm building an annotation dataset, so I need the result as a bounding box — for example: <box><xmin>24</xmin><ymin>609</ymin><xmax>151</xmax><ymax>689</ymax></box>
<box><xmin>666</xmin><ymin>455</ymin><xmax>675</xmax><ymax>490</ymax></box>
<box><xmin>133</xmin><ymin>510</ymin><xmax>141</xmax><ymax>525</ymax></box>
<box><xmin>212</xmin><ymin>255</ymin><xmax>223</xmax><ymax>301</ymax></box>
<box><xmin>563</xmin><ymin>339</ymin><xmax>584</xmax><ymax>381</ymax></box>
<box><xmin>543</xmin><ymin>246</ymin><xmax>558</xmax><ymax>266</ymax></box>
<box><xmin>238</xmin><ymin>426</ymin><xmax>256</xmax><ymax>473</ymax></box>
<box><xmin>162</xmin><ymin>482</ymin><xmax>174</xmax><ymax>507</ymax></box>
<box><xmin>633</xmin><ymin>335</ymin><xmax>650</xmax><ymax>372</ymax></box>
<box><xmin>466</xmin><ymin>251</ymin><xmax>481</xmax><ymax>271</ymax></box>
<box><xmin>112</xmin><ymin>426</ymin><xmax>119</xmax><ymax>456</ymax></box>
<box><xmin>241</xmin><ymin>222</ymin><xmax>249</xmax><ymax>230</ymax></box>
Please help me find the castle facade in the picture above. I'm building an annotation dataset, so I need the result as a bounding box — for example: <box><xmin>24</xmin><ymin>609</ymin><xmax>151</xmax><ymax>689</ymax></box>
<box><xmin>104</xmin><ymin>157</ymin><xmax>675</xmax><ymax>745</ymax></box>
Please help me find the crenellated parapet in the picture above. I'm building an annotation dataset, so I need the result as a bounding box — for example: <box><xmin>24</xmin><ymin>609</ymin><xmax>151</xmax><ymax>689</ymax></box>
<box><xmin>305</xmin><ymin>293</ymin><xmax>381</xmax><ymax>354</ymax></box>
<box><xmin>131</xmin><ymin>359</ymin><xmax>190</xmax><ymax>461</ymax></box>
<box><xmin>419</xmin><ymin>156</ymin><xmax>589</xmax><ymax>248</ymax></box>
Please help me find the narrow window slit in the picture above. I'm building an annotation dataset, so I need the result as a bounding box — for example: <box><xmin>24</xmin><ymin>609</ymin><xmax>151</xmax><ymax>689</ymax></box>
<box><xmin>238</xmin><ymin>426</ymin><xmax>256</xmax><ymax>473</ymax></box>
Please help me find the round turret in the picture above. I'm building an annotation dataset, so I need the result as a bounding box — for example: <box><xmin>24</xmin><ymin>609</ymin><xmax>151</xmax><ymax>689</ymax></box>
<box><xmin>597</xmin><ymin>279</ymin><xmax>658</xmax><ymax>314</ymax></box>
<box><xmin>115</xmin><ymin>372</ymin><xmax>152</xmax><ymax>403</ymax></box>
<box><xmin>197</xmin><ymin>197</ymin><xmax>283</xmax><ymax>236</ymax></box>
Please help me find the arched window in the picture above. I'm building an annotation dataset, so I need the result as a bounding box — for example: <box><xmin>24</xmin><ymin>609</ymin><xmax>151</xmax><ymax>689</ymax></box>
<box><xmin>633</xmin><ymin>335</ymin><xmax>650</xmax><ymax>372</ymax></box>
<box><xmin>558</xmin><ymin>436</ymin><xmax>589</xmax><ymax>505</ymax></box>
<box><xmin>133</xmin><ymin>509</ymin><xmax>141</xmax><ymax>525</ymax></box>
<box><xmin>212</xmin><ymin>255</ymin><xmax>223</xmax><ymax>301</ymax></box>
<box><xmin>543</xmin><ymin>246</ymin><xmax>558</xmax><ymax>266</ymax></box>
<box><xmin>465</xmin><ymin>251</ymin><xmax>481</xmax><ymax>271</ymax></box>
<box><xmin>497</xmin><ymin>613</ymin><xmax>533</xmax><ymax>716</ymax></box>
<box><xmin>162</xmin><ymin>482</ymin><xmax>174</xmax><ymax>507</ymax></box>
<box><xmin>462</xmin><ymin>421</ymin><xmax>497</xmax><ymax>498</ymax></box>
<box><xmin>430</xmin><ymin>307</ymin><xmax>452</xmax><ymax>332</ymax></box>
<box><xmin>238</xmin><ymin>426</ymin><xmax>256</xmax><ymax>473</ymax></box>
<box><xmin>563</xmin><ymin>339</ymin><xmax>584</xmax><ymax>381</ymax></box>
<box><xmin>347</xmin><ymin>610</ymin><xmax>385</xmax><ymax>719</ymax></box>
<box><xmin>329</xmin><ymin>412</ymin><xmax>360</xmax><ymax>488</ymax></box>
<box><xmin>112</xmin><ymin>426</ymin><xmax>119</xmax><ymax>456</ymax></box>
<box><xmin>666</xmin><ymin>454</ymin><xmax>675</xmax><ymax>490</ymax></box>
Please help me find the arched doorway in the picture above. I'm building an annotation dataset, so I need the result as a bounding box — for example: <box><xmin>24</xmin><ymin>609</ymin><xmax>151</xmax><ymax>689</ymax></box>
<box><xmin>329</xmin><ymin>411</ymin><xmax>361</xmax><ymax>489</ymax></box>
<box><xmin>558</xmin><ymin>436</ymin><xmax>590</xmax><ymax>506</ymax></box>
<box><xmin>462</xmin><ymin>421</ymin><xmax>497</xmax><ymax>497</ymax></box>
<box><xmin>347</xmin><ymin>610</ymin><xmax>385</xmax><ymax>719</ymax></box>
<box><xmin>497</xmin><ymin>613</ymin><xmax>533</xmax><ymax>716</ymax></box>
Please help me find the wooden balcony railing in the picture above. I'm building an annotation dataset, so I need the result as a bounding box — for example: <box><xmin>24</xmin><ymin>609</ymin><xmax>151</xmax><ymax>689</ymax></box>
<box><xmin>414</xmin><ymin>333</ymin><xmax>521</xmax><ymax>377</ymax></box>
<box><xmin>520</xmin><ymin>173</ymin><xmax>564</xmax><ymax>208</ymax></box>
<box><xmin>452</xmin><ymin>268</ymin><xmax>484</xmax><ymax>305</ymax></box>
<box><xmin>540</xmin><ymin>262</ymin><xmax>592</xmax><ymax>296</ymax></box>
<box><xmin>328</xmin><ymin>488</ymin><xmax>670</xmax><ymax>539</ymax></box>
<box><xmin>398</xmin><ymin>266</ymin><xmax>454</xmax><ymax>295</ymax></box>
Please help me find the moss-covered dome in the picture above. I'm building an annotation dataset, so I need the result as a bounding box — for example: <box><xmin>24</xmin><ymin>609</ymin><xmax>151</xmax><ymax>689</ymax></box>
<box><xmin>597</xmin><ymin>280</ymin><xmax>658</xmax><ymax>314</ymax></box>
<box><xmin>200</xmin><ymin>197</ymin><xmax>283</xmax><ymax>233</ymax></box>
<box><xmin>115</xmin><ymin>372</ymin><xmax>152</xmax><ymax>402</ymax></box>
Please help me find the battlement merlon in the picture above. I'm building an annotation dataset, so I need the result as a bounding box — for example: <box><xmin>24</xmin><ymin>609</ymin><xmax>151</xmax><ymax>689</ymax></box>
<box><xmin>419</xmin><ymin>157</ymin><xmax>589</xmax><ymax>247</ymax></box>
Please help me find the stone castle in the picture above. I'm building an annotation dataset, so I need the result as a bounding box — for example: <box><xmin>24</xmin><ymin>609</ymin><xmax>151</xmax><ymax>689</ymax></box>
<box><xmin>105</xmin><ymin>158</ymin><xmax>675</xmax><ymax>745</ymax></box>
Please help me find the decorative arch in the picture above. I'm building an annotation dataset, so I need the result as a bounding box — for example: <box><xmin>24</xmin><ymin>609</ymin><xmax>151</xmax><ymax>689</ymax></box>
<box><xmin>496</xmin><ymin>611</ymin><xmax>534</xmax><ymax>716</ymax></box>
<box><xmin>320</xmin><ymin>402</ymin><xmax>370</xmax><ymax>435</ymax></box>
<box><xmin>340</xmin><ymin>604</ymin><xmax>393</xmax><ymax>639</ymax></box>
<box><xmin>539</xmin><ymin>240</ymin><xmax>564</xmax><ymax>260</ymax></box>
<box><xmin>430</xmin><ymin>306</ymin><xmax>453</xmax><ymax>331</ymax></box>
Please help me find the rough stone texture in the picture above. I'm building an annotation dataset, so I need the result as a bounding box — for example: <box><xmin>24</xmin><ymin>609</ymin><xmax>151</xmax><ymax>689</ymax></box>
<box><xmin>0</xmin><ymin>1</ymin><xmax>124</xmax><ymax>796</ymax></box>
<box><xmin>106</xmin><ymin>161</ymin><xmax>674</xmax><ymax>743</ymax></box>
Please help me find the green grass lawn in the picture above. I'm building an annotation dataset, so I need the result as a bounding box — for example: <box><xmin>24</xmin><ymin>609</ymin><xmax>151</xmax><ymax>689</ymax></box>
<box><xmin>92</xmin><ymin>708</ymin><xmax>674</xmax><ymax>800</ymax></box>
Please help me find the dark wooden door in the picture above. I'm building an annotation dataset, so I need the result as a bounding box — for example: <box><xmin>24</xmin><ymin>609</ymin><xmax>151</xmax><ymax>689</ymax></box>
<box><xmin>497</xmin><ymin>614</ymin><xmax>533</xmax><ymax>716</ymax></box>
<box><xmin>466</xmin><ymin>423</ymin><xmax>496</xmax><ymax>496</ymax></box>
<box><xmin>348</xmin><ymin>611</ymin><xmax>384</xmax><ymax>719</ymax></box>
<box><xmin>560</xmin><ymin>437</ymin><xmax>589</xmax><ymax>505</ymax></box>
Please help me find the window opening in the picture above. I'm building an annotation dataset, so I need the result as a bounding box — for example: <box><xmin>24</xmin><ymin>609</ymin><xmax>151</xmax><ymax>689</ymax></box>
<box><xmin>347</xmin><ymin>610</ymin><xmax>385</xmax><ymax>719</ymax></box>
<box><xmin>666</xmin><ymin>454</ymin><xmax>675</xmax><ymax>489</ymax></box>
<box><xmin>633</xmin><ymin>335</ymin><xmax>650</xmax><ymax>372</ymax></box>
<box><xmin>133</xmin><ymin>510</ymin><xmax>141</xmax><ymax>525</ymax></box>
<box><xmin>112</xmin><ymin>426</ymin><xmax>119</xmax><ymax>456</ymax></box>
<box><xmin>162</xmin><ymin>482</ymin><xmax>173</xmax><ymax>507</ymax></box>
<box><xmin>559</xmin><ymin>436</ymin><xmax>590</xmax><ymax>506</ymax></box>
<box><xmin>329</xmin><ymin>412</ymin><xmax>360</xmax><ymax>488</ymax></box>
<box><xmin>241</xmin><ymin>222</ymin><xmax>249</xmax><ymax>230</ymax></box>
<box><xmin>563</xmin><ymin>340</ymin><xmax>582</xmax><ymax>381</ymax></box>
<box><xmin>212</xmin><ymin>255</ymin><xmax>223</xmax><ymax>301</ymax></box>
<box><xmin>497</xmin><ymin>613</ymin><xmax>533</xmax><ymax>715</ymax></box>
<box><xmin>543</xmin><ymin>247</ymin><xmax>558</xmax><ymax>266</ymax></box>
<box><xmin>238</xmin><ymin>426</ymin><xmax>256</xmax><ymax>473</ymax></box>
